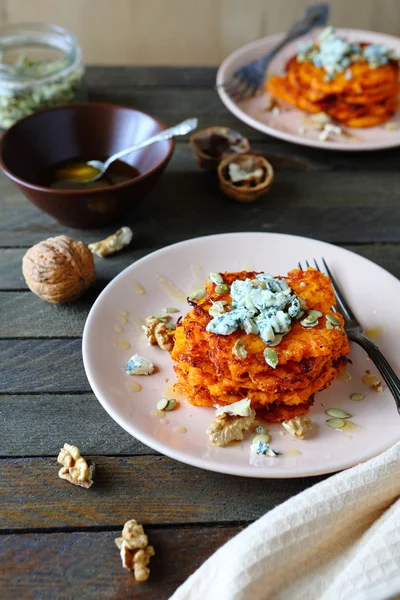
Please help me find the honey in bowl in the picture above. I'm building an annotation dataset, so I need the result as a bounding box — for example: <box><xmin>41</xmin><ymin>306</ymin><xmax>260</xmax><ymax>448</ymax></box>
<box><xmin>40</xmin><ymin>158</ymin><xmax>141</xmax><ymax>190</ymax></box>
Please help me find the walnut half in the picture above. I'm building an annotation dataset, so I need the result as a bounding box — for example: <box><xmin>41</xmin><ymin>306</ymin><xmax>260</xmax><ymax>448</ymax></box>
<box><xmin>206</xmin><ymin>412</ymin><xmax>255</xmax><ymax>447</ymax></box>
<box><xmin>143</xmin><ymin>315</ymin><xmax>174</xmax><ymax>351</ymax></box>
<box><xmin>115</xmin><ymin>519</ymin><xmax>155</xmax><ymax>582</ymax></box>
<box><xmin>282</xmin><ymin>416</ymin><xmax>313</xmax><ymax>439</ymax></box>
<box><xmin>57</xmin><ymin>443</ymin><xmax>94</xmax><ymax>489</ymax></box>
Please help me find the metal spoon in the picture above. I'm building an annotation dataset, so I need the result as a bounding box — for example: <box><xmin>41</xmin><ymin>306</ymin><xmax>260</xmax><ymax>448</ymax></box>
<box><xmin>74</xmin><ymin>118</ymin><xmax>198</xmax><ymax>184</ymax></box>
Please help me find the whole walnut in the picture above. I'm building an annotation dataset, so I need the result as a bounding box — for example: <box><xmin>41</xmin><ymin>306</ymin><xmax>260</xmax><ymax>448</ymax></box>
<box><xmin>22</xmin><ymin>235</ymin><xmax>96</xmax><ymax>303</ymax></box>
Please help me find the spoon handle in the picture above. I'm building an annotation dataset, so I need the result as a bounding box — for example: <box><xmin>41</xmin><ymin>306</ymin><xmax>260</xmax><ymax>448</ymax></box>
<box><xmin>103</xmin><ymin>118</ymin><xmax>198</xmax><ymax>169</ymax></box>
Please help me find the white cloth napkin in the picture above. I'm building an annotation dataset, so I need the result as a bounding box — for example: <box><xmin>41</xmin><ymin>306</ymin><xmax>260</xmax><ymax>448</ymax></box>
<box><xmin>171</xmin><ymin>442</ymin><xmax>400</xmax><ymax>600</ymax></box>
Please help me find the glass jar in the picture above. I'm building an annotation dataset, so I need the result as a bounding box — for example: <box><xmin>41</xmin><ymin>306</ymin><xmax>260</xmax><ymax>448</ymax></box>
<box><xmin>0</xmin><ymin>23</ymin><xmax>85</xmax><ymax>128</ymax></box>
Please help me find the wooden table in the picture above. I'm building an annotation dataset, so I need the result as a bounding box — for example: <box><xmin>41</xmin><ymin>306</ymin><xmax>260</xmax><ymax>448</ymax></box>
<box><xmin>1</xmin><ymin>67</ymin><xmax>400</xmax><ymax>599</ymax></box>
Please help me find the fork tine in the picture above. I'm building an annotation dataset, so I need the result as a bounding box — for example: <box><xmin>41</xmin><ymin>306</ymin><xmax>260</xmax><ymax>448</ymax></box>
<box><xmin>235</xmin><ymin>84</ymin><xmax>256</xmax><ymax>101</ymax></box>
<box><xmin>298</xmin><ymin>261</ymin><xmax>303</xmax><ymax>270</ymax></box>
<box><xmin>229</xmin><ymin>80</ymin><xmax>252</xmax><ymax>102</ymax></box>
<box><xmin>217</xmin><ymin>75</ymin><xmax>241</xmax><ymax>93</ymax></box>
<box><xmin>322</xmin><ymin>257</ymin><xmax>357</xmax><ymax>321</ymax></box>
<box><xmin>305</xmin><ymin>260</ymin><xmax>310</xmax><ymax>268</ymax></box>
<box><xmin>313</xmin><ymin>258</ymin><xmax>321</xmax><ymax>271</ymax></box>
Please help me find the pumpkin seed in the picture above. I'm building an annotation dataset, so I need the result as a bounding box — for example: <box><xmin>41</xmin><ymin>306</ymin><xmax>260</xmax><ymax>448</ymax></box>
<box><xmin>188</xmin><ymin>289</ymin><xmax>205</xmax><ymax>303</ymax></box>
<box><xmin>152</xmin><ymin>314</ymin><xmax>169</xmax><ymax>321</ymax></box>
<box><xmin>326</xmin><ymin>417</ymin><xmax>346</xmax><ymax>429</ymax></box>
<box><xmin>164</xmin><ymin>307</ymin><xmax>180</xmax><ymax>313</ymax></box>
<box><xmin>326</xmin><ymin>408</ymin><xmax>351</xmax><ymax>419</ymax></box>
<box><xmin>215</xmin><ymin>284</ymin><xmax>230</xmax><ymax>295</ymax></box>
<box><xmin>264</xmin><ymin>348</ymin><xmax>278</xmax><ymax>369</ymax></box>
<box><xmin>326</xmin><ymin>314</ymin><xmax>341</xmax><ymax>326</ymax></box>
<box><xmin>157</xmin><ymin>398</ymin><xmax>169</xmax><ymax>410</ymax></box>
<box><xmin>252</xmin><ymin>433</ymin><xmax>270</xmax><ymax>444</ymax></box>
<box><xmin>300</xmin><ymin>315</ymin><xmax>318</xmax><ymax>327</ymax></box>
<box><xmin>165</xmin><ymin>399</ymin><xmax>177</xmax><ymax>411</ymax></box>
<box><xmin>350</xmin><ymin>393</ymin><xmax>365</xmax><ymax>402</ymax></box>
<box><xmin>208</xmin><ymin>272</ymin><xmax>224</xmax><ymax>285</ymax></box>
<box><xmin>266</xmin><ymin>334</ymin><xmax>283</xmax><ymax>347</ymax></box>
<box><xmin>308</xmin><ymin>310</ymin><xmax>323</xmax><ymax>318</ymax></box>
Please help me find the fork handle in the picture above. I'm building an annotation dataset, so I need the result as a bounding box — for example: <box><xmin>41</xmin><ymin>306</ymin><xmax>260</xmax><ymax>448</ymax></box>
<box><xmin>348</xmin><ymin>332</ymin><xmax>400</xmax><ymax>414</ymax></box>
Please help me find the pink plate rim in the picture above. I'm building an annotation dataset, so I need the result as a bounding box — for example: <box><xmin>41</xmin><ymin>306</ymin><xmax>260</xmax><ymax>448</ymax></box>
<box><xmin>216</xmin><ymin>28</ymin><xmax>400</xmax><ymax>152</ymax></box>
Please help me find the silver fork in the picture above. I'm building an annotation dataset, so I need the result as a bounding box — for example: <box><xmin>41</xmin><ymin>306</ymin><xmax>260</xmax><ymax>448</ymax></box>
<box><xmin>298</xmin><ymin>259</ymin><xmax>400</xmax><ymax>414</ymax></box>
<box><xmin>218</xmin><ymin>3</ymin><xmax>329</xmax><ymax>102</ymax></box>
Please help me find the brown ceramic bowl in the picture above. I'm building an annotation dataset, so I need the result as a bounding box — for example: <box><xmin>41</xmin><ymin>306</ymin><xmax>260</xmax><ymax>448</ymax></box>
<box><xmin>0</xmin><ymin>102</ymin><xmax>174</xmax><ymax>228</ymax></box>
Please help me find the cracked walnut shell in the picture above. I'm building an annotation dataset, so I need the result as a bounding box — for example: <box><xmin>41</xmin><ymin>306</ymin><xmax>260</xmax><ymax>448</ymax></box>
<box><xmin>22</xmin><ymin>235</ymin><xmax>96</xmax><ymax>303</ymax></box>
<box><xmin>217</xmin><ymin>154</ymin><xmax>274</xmax><ymax>202</ymax></box>
<box><xmin>190</xmin><ymin>126</ymin><xmax>250</xmax><ymax>170</ymax></box>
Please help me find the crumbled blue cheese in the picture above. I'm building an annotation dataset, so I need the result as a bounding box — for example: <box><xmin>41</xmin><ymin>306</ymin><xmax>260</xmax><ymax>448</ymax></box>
<box><xmin>215</xmin><ymin>398</ymin><xmax>253</xmax><ymax>417</ymax></box>
<box><xmin>206</xmin><ymin>273</ymin><xmax>302</xmax><ymax>354</ymax></box>
<box><xmin>297</xmin><ymin>27</ymin><xmax>397</xmax><ymax>78</ymax></box>
<box><xmin>250</xmin><ymin>440</ymin><xmax>279</xmax><ymax>456</ymax></box>
<box><xmin>256</xmin><ymin>425</ymin><xmax>265</xmax><ymax>434</ymax></box>
<box><xmin>126</xmin><ymin>354</ymin><xmax>154</xmax><ymax>375</ymax></box>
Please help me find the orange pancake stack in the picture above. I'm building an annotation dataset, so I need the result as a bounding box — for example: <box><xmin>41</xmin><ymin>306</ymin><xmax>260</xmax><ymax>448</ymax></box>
<box><xmin>267</xmin><ymin>28</ymin><xmax>399</xmax><ymax>128</ymax></box>
<box><xmin>171</xmin><ymin>268</ymin><xmax>350</xmax><ymax>422</ymax></box>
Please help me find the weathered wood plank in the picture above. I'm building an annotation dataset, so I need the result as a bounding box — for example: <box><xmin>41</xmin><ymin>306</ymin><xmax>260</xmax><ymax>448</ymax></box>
<box><xmin>0</xmin><ymin>340</ymin><xmax>89</xmax><ymax>393</ymax></box>
<box><xmin>0</xmin><ymin>395</ymin><xmax>155</xmax><ymax>457</ymax></box>
<box><xmin>0</xmin><ymin>526</ymin><xmax>239</xmax><ymax>600</ymax></box>
<box><xmin>1</xmin><ymin>243</ymin><xmax>399</xmax><ymax>298</ymax></box>
<box><xmin>86</xmin><ymin>65</ymin><xmax>218</xmax><ymax>88</ymax></box>
<box><xmin>2</xmin><ymin>169</ymin><xmax>400</xmax><ymax>248</ymax></box>
<box><xmin>0</xmin><ymin>456</ymin><xmax>325</xmax><ymax>528</ymax></box>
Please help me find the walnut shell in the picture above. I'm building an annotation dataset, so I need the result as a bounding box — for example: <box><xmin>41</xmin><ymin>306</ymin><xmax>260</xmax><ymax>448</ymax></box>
<box><xmin>22</xmin><ymin>235</ymin><xmax>96</xmax><ymax>303</ymax></box>
<box><xmin>189</xmin><ymin>126</ymin><xmax>250</xmax><ymax>170</ymax></box>
<box><xmin>217</xmin><ymin>153</ymin><xmax>274</xmax><ymax>203</ymax></box>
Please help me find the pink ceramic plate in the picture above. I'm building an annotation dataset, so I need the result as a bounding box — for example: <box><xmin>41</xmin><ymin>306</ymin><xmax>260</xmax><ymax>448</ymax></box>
<box><xmin>83</xmin><ymin>233</ymin><xmax>400</xmax><ymax>478</ymax></box>
<box><xmin>217</xmin><ymin>28</ymin><xmax>400</xmax><ymax>151</ymax></box>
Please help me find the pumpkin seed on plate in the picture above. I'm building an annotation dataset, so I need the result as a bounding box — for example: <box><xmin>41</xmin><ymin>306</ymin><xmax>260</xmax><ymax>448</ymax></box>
<box><xmin>264</xmin><ymin>348</ymin><xmax>278</xmax><ymax>369</ymax></box>
<box><xmin>326</xmin><ymin>314</ymin><xmax>341</xmax><ymax>326</ymax></box>
<box><xmin>252</xmin><ymin>433</ymin><xmax>270</xmax><ymax>444</ymax></box>
<box><xmin>215</xmin><ymin>284</ymin><xmax>230</xmax><ymax>295</ymax></box>
<box><xmin>326</xmin><ymin>408</ymin><xmax>351</xmax><ymax>419</ymax></box>
<box><xmin>165</xmin><ymin>399</ymin><xmax>177</xmax><ymax>411</ymax></box>
<box><xmin>326</xmin><ymin>417</ymin><xmax>346</xmax><ymax>429</ymax></box>
<box><xmin>208</xmin><ymin>272</ymin><xmax>224</xmax><ymax>285</ymax></box>
<box><xmin>164</xmin><ymin>307</ymin><xmax>180</xmax><ymax>313</ymax></box>
<box><xmin>157</xmin><ymin>398</ymin><xmax>169</xmax><ymax>410</ymax></box>
<box><xmin>350</xmin><ymin>393</ymin><xmax>365</xmax><ymax>402</ymax></box>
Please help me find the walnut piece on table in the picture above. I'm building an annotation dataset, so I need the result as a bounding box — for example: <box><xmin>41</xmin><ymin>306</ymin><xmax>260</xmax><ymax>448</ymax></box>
<box><xmin>115</xmin><ymin>519</ymin><xmax>155</xmax><ymax>582</ymax></box>
<box><xmin>88</xmin><ymin>226</ymin><xmax>133</xmax><ymax>257</ymax></box>
<box><xmin>57</xmin><ymin>443</ymin><xmax>94</xmax><ymax>489</ymax></box>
